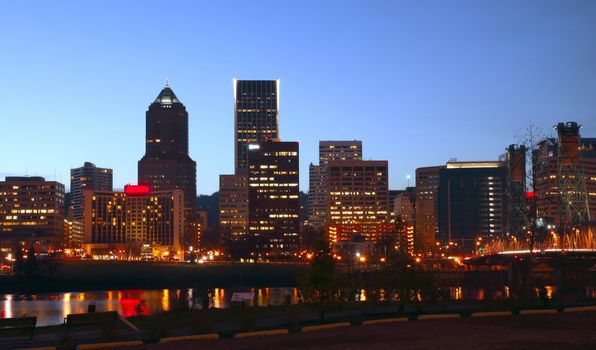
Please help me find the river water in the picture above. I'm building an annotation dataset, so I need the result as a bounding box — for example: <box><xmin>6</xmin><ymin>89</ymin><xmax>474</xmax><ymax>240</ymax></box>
<box><xmin>2</xmin><ymin>285</ymin><xmax>591</xmax><ymax>327</ymax></box>
<box><xmin>0</xmin><ymin>288</ymin><xmax>299</xmax><ymax>326</ymax></box>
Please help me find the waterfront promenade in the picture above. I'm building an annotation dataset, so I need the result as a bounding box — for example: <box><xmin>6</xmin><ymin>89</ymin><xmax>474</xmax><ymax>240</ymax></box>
<box><xmin>123</xmin><ymin>311</ymin><xmax>596</xmax><ymax>350</ymax></box>
<box><xmin>1</xmin><ymin>305</ymin><xmax>595</xmax><ymax>350</ymax></box>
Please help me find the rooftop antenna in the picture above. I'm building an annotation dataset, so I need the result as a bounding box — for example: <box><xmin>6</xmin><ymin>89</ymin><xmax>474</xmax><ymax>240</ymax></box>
<box><xmin>165</xmin><ymin>78</ymin><xmax>170</xmax><ymax>87</ymax></box>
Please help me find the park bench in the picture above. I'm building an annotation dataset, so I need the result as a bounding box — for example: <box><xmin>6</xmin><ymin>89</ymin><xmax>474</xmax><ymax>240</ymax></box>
<box><xmin>64</xmin><ymin>311</ymin><xmax>118</xmax><ymax>340</ymax></box>
<box><xmin>0</xmin><ymin>316</ymin><xmax>37</xmax><ymax>339</ymax></box>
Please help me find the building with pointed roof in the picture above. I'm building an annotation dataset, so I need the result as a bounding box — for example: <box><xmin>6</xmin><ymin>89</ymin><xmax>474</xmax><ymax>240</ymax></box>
<box><xmin>138</xmin><ymin>85</ymin><xmax>197</xmax><ymax>248</ymax></box>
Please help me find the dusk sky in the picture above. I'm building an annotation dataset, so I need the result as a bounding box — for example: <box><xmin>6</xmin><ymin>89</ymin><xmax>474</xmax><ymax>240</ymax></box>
<box><xmin>1</xmin><ymin>0</ymin><xmax>595</xmax><ymax>194</ymax></box>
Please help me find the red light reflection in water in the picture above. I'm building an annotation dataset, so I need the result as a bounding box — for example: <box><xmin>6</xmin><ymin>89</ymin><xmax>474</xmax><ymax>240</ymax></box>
<box><xmin>119</xmin><ymin>290</ymin><xmax>149</xmax><ymax>317</ymax></box>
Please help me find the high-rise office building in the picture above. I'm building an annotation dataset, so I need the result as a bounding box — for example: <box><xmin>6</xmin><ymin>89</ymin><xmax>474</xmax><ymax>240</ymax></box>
<box><xmin>533</xmin><ymin>139</ymin><xmax>559</xmax><ymax>225</ymax></box>
<box><xmin>308</xmin><ymin>164</ymin><xmax>326</xmax><ymax>226</ymax></box>
<box><xmin>533</xmin><ymin>125</ymin><xmax>596</xmax><ymax>230</ymax></box>
<box><xmin>319</xmin><ymin>141</ymin><xmax>363</xmax><ymax>164</ymax></box>
<box><xmin>69</xmin><ymin>162</ymin><xmax>112</xmax><ymax>247</ymax></box>
<box><xmin>504</xmin><ymin>145</ymin><xmax>528</xmax><ymax>236</ymax></box>
<box><xmin>138</xmin><ymin>85</ymin><xmax>197</xmax><ymax>244</ymax></box>
<box><xmin>438</xmin><ymin>161</ymin><xmax>507</xmax><ymax>252</ymax></box>
<box><xmin>219</xmin><ymin>174</ymin><xmax>249</xmax><ymax>247</ymax></box>
<box><xmin>222</xmin><ymin>79</ymin><xmax>281</xmax><ymax>257</ymax></box>
<box><xmin>309</xmin><ymin>141</ymin><xmax>362</xmax><ymax>227</ymax></box>
<box><xmin>415</xmin><ymin>166</ymin><xmax>443</xmax><ymax>253</ymax></box>
<box><xmin>394</xmin><ymin>187</ymin><xmax>416</xmax><ymax>255</ymax></box>
<box><xmin>326</xmin><ymin>160</ymin><xmax>390</xmax><ymax>251</ymax></box>
<box><xmin>247</xmin><ymin>140</ymin><xmax>300</xmax><ymax>258</ymax></box>
<box><xmin>70</xmin><ymin>162</ymin><xmax>113</xmax><ymax>220</ymax></box>
<box><xmin>0</xmin><ymin>176</ymin><xmax>65</xmax><ymax>247</ymax></box>
<box><xmin>234</xmin><ymin>80</ymin><xmax>280</xmax><ymax>173</ymax></box>
<box><xmin>82</xmin><ymin>185</ymin><xmax>184</xmax><ymax>258</ymax></box>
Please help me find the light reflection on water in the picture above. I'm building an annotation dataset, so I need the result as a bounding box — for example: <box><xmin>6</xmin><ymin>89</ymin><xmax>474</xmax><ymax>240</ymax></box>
<box><xmin>1</xmin><ymin>285</ymin><xmax>591</xmax><ymax>327</ymax></box>
<box><xmin>0</xmin><ymin>288</ymin><xmax>299</xmax><ymax>326</ymax></box>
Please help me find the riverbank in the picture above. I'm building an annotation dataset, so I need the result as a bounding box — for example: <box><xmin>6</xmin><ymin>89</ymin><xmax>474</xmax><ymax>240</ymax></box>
<box><xmin>0</xmin><ymin>261</ymin><xmax>308</xmax><ymax>294</ymax></box>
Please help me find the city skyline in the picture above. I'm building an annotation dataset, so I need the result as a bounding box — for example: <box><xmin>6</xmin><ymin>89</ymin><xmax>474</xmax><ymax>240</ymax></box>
<box><xmin>1</xmin><ymin>0</ymin><xmax>596</xmax><ymax>194</ymax></box>
<box><xmin>1</xmin><ymin>2</ymin><xmax>596</xmax><ymax>348</ymax></box>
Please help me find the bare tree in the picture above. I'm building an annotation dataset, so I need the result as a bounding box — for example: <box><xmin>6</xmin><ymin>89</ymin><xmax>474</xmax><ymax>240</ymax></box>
<box><xmin>513</xmin><ymin>122</ymin><xmax>552</xmax><ymax>306</ymax></box>
<box><xmin>514</xmin><ymin>122</ymin><xmax>551</xmax><ymax>192</ymax></box>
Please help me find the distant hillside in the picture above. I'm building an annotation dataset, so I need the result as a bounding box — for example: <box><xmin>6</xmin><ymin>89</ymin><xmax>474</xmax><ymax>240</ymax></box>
<box><xmin>197</xmin><ymin>191</ymin><xmax>219</xmax><ymax>229</ymax></box>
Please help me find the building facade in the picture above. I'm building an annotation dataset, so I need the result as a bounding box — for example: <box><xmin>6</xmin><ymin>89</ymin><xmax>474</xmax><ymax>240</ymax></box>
<box><xmin>234</xmin><ymin>80</ymin><xmax>280</xmax><ymax>173</ymax></box>
<box><xmin>0</xmin><ymin>176</ymin><xmax>65</xmax><ymax>247</ymax></box>
<box><xmin>394</xmin><ymin>187</ymin><xmax>416</xmax><ymax>222</ymax></box>
<box><xmin>82</xmin><ymin>185</ymin><xmax>184</xmax><ymax>258</ymax></box>
<box><xmin>533</xmin><ymin>131</ymin><xmax>596</xmax><ymax>230</ymax></box>
<box><xmin>247</xmin><ymin>141</ymin><xmax>300</xmax><ymax>258</ymax></box>
<box><xmin>308</xmin><ymin>140</ymin><xmax>363</xmax><ymax>228</ymax></box>
<box><xmin>219</xmin><ymin>174</ymin><xmax>249</xmax><ymax>248</ymax></box>
<box><xmin>415</xmin><ymin>166</ymin><xmax>443</xmax><ymax>253</ymax></box>
<box><xmin>138</xmin><ymin>85</ymin><xmax>197</xmax><ymax>244</ymax></box>
<box><xmin>326</xmin><ymin>160</ymin><xmax>390</xmax><ymax>253</ymax></box>
<box><xmin>69</xmin><ymin>162</ymin><xmax>112</xmax><ymax>247</ymax></box>
<box><xmin>438</xmin><ymin>162</ymin><xmax>507</xmax><ymax>252</ymax></box>
<box><xmin>319</xmin><ymin>141</ymin><xmax>363</xmax><ymax>164</ymax></box>
<box><xmin>394</xmin><ymin>187</ymin><xmax>416</xmax><ymax>255</ymax></box>
<box><xmin>70</xmin><ymin>162</ymin><xmax>113</xmax><ymax>220</ymax></box>
<box><xmin>63</xmin><ymin>217</ymin><xmax>84</xmax><ymax>248</ymax></box>
<box><xmin>505</xmin><ymin>145</ymin><xmax>528</xmax><ymax>237</ymax></box>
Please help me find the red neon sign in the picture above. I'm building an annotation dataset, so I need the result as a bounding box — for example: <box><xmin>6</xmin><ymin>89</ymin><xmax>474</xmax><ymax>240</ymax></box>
<box><xmin>525</xmin><ymin>192</ymin><xmax>536</xmax><ymax>199</ymax></box>
<box><xmin>125</xmin><ymin>184</ymin><xmax>151</xmax><ymax>196</ymax></box>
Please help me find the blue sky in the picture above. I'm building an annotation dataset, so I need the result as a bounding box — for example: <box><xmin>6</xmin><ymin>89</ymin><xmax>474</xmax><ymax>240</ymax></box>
<box><xmin>1</xmin><ymin>0</ymin><xmax>595</xmax><ymax>194</ymax></box>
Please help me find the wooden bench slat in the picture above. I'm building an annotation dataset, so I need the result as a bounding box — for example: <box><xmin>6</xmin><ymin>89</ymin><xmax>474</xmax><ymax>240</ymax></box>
<box><xmin>64</xmin><ymin>311</ymin><xmax>119</xmax><ymax>341</ymax></box>
<box><xmin>0</xmin><ymin>316</ymin><xmax>37</xmax><ymax>339</ymax></box>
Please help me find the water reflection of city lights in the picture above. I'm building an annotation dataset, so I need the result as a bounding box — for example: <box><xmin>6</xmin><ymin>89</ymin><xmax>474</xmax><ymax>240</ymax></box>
<box><xmin>162</xmin><ymin>289</ymin><xmax>169</xmax><ymax>312</ymax></box>
<box><xmin>3</xmin><ymin>294</ymin><xmax>13</xmax><ymax>318</ymax></box>
<box><xmin>63</xmin><ymin>293</ymin><xmax>72</xmax><ymax>320</ymax></box>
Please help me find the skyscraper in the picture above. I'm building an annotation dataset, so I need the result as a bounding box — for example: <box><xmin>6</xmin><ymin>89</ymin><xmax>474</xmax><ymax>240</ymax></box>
<box><xmin>70</xmin><ymin>162</ymin><xmax>112</xmax><ymax>220</ymax></box>
<box><xmin>138</xmin><ymin>85</ymin><xmax>197</xmax><ymax>243</ymax></box>
<box><xmin>326</xmin><ymin>160</ymin><xmax>390</xmax><ymax>252</ymax></box>
<box><xmin>504</xmin><ymin>145</ymin><xmax>528</xmax><ymax>236</ymax></box>
<box><xmin>234</xmin><ymin>80</ymin><xmax>280</xmax><ymax>174</ymax></box>
<box><xmin>309</xmin><ymin>141</ymin><xmax>363</xmax><ymax>228</ymax></box>
<box><xmin>533</xmin><ymin>124</ymin><xmax>596</xmax><ymax>231</ymax></box>
<box><xmin>415</xmin><ymin>166</ymin><xmax>443</xmax><ymax>253</ymax></box>
<box><xmin>247</xmin><ymin>140</ymin><xmax>300</xmax><ymax>258</ymax></box>
<box><xmin>219</xmin><ymin>174</ymin><xmax>249</xmax><ymax>248</ymax></box>
<box><xmin>308</xmin><ymin>164</ymin><xmax>326</xmax><ymax>226</ymax></box>
<box><xmin>221</xmin><ymin>79</ymin><xmax>280</xmax><ymax>256</ymax></box>
<box><xmin>438</xmin><ymin>161</ymin><xmax>507</xmax><ymax>252</ymax></box>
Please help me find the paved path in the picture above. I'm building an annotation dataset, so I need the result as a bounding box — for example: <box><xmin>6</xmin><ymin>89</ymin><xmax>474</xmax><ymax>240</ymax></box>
<box><xmin>130</xmin><ymin>312</ymin><xmax>596</xmax><ymax>350</ymax></box>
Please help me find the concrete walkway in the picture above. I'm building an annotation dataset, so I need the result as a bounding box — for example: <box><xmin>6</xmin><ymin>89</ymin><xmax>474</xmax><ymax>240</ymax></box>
<box><xmin>119</xmin><ymin>312</ymin><xmax>596</xmax><ymax>350</ymax></box>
